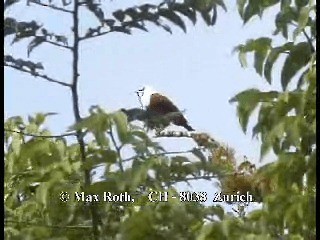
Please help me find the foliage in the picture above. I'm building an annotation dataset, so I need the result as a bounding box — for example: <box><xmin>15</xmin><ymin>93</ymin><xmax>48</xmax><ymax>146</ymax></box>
<box><xmin>210</xmin><ymin>0</ymin><xmax>316</xmax><ymax>239</ymax></box>
<box><xmin>4</xmin><ymin>0</ymin><xmax>316</xmax><ymax>239</ymax></box>
<box><xmin>4</xmin><ymin>110</ymin><xmax>238</xmax><ymax>239</ymax></box>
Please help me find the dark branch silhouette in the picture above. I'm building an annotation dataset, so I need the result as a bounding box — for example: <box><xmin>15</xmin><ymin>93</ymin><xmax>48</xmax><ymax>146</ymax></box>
<box><xmin>71</xmin><ymin>1</ymin><xmax>100</xmax><ymax>238</ymax></box>
<box><xmin>4</xmin><ymin>128</ymin><xmax>76</xmax><ymax>138</ymax></box>
<box><xmin>29</xmin><ymin>1</ymin><xmax>74</xmax><ymax>14</ymax></box>
<box><xmin>4</xmin><ymin>63</ymin><xmax>71</xmax><ymax>87</ymax></box>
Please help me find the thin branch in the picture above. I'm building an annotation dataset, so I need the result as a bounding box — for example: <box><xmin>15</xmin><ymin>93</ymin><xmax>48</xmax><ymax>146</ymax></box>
<box><xmin>302</xmin><ymin>29</ymin><xmax>316</xmax><ymax>53</ymax></box>
<box><xmin>5</xmin><ymin>220</ymin><xmax>91</xmax><ymax>229</ymax></box>
<box><xmin>30</xmin><ymin>1</ymin><xmax>74</xmax><ymax>14</ymax></box>
<box><xmin>108</xmin><ymin>129</ymin><xmax>124</xmax><ymax>172</ymax></box>
<box><xmin>45</xmin><ymin>40</ymin><xmax>73</xmax><ymax>50</ymax></box>
<box><xmin>79</xmin><ymin>30</ymin><xmax>112</xmax><ymax>41</ymax></box>
<box><xmin>169</xmin><ymin>175</ymin><xmax>219</xmax><ymax>185</ymax></box>
<box><xmin>4</xmin><ymin>128</ymin><xmax>76</xmax><ymax>138</ymax></box>
<box><xmin>71</xmin><ymin>0</ymin><xmax>100</xmax><ymax>238</ymax></box>
<box><xmin>289</xmin><ymin>22</ymin><xmax>315</xmax><ymax>52</ymax></box>
<box><xmin>4</xmin><ymin>63</ymin><xmax>71</xmax><ymax>87</ymax></box>
<box><xmin>166</xmin><ymin>171</ymin><xmax>247</xmax><ymax>185</ymax></box>
<box><xmin>123</xmin><ymin>149</ymin><xmax>195</xmax><ymax>163</ymax></box>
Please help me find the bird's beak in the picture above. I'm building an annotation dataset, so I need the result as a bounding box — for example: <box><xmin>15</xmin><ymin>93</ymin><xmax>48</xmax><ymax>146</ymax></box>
<box><xmin>134</xmin><ymin>91</ymin><xmax>140</xmax><ymax>97</ymax></box>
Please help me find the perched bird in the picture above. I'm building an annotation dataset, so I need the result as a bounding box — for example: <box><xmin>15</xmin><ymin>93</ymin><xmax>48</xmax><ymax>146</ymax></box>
<box><xmin>135</xmin><ymin>85</ymin><xmax>194</xmax><ymax>131</ymax></box>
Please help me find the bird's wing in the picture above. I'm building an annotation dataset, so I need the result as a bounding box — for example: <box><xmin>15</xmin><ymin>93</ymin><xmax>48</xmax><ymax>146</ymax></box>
<box><xmin>148</xmin><ymin>93</ymin><xmax>180</xmax><ymax>115</ymax></box>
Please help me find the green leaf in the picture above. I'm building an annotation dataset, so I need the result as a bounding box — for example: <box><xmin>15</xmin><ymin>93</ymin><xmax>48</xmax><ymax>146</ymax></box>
<box><xmin>28</xmin><ymin>36</ymin><xmax>45</xmax><ymax>57</ymax></box>
<box><xmin>11</xmin><ymin>137</ymin><xmax>22</xmax><ymax>155</ymax></box>
<box><xmin>70</xmin><ymin>108</ymin><xmax>110</xmax><ymax>133</ymax></box>
<box><xmin>274</xmin><ymin>12</ymin><xmax>289</xmax><ymax>38</ymax></box>
<box><xmin>113</xmin><ymin>10</ymin><xmax>125</xmax><ymax>22</ymax></box>
<box><xmin>158</xmin><ymin>9</ymin><xmax>187</xmax><ymax>33</ymax></box>
<box><xmin>295</xmin><ymin>0</ymin><xmax>309</xmax><ymax>8</ymax></box>
<box><xmin>281</xmin><ymin>42</ymin><xmax>312</xmax><ymax>90</ymax></box>
<box><xmin>112</xmin><ymin>111</ymin><xmax>129</xmax><ymax>143</ymax></box>
<box><xmin>86</xmin><ymin>2</ymin><xmax>104</xmax><ymax>22</ymax></box>
<box><xmin>253</xmin><ymin>39</ymin><xmax>272</xmax><ymax>76</ymax></box>
<box><xmin>200</xmin><ymin>10</ymin><xmax>212</xmax><ymax>26</ymax></box>
<box><xmin>230</xmin><ymin>89</ymin><xmax>262</xmax><ymax>133</ymax></box>
<box><xmin>172</xmin><ymin>3</ymin><xmax>196</xmax><ymax>25</ymax></box>
<box><xmin>4</xmin><ymin>0</ymin><xmax>19</xmax><ymax>11</ymax></box>
<box><xmin>213</xmin><ymin>0</ymin><xmax>227</xmax><ymax>12</ymax></box>
<box><xmin>34</xmin><ymin>112</ymin><xmax>57</xmax><ymax>126</ymax></box>
<box><xmin>93</xmin><ymin>131</ymin><xmax>109</xmax><ymax>147</ymax></box>
<box><xmin>235</xmin><ymin>38</ymin><xmax>272</xmax><ymax>71</ymax></box>
<box><xmin>238</xmin><ymin>49</ymin><xmax>248</xmax><ymax>68</ymax></box>
<box><xmin>130</xmin><ymin>161</ymin><xmax>152</xmax><ymax>189</ymax></box>
<box><xmin>243</xmin><ymin>0</ymin><xmax>262</xmax><ymax>24</ymax></box>
<box><xmin>111</xmin><ymin>26</ymin><xmax>132</xmax><ymax>35</ymax></box>
<box><xmin>83</xmin><ymin>150</ymin><xmax>117</xmax><ymax>170</ymax></box>
<box><xmin>293</xmin><ymin>6</ymin><xmax>310</xmax><ymax>40</ymax></box>
<box><xmin>264</xmin><ymin>42</ymin><xmax>293</xmax><ymax>84</ymax></box>
<box><xmin>123</xmin><ymin>22</ymin><xmax>148</xmax><ymax>32</ymax></box>
<box><xmin>237</xmin><ymin>0</ymin><xmax>247</xmax><ymax>18</ymax></box>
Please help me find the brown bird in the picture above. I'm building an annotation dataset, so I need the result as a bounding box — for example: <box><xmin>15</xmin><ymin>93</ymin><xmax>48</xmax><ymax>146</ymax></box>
<box><xmin>135</xmin><ymin>85</ymin><xmax>194</xmax><ymax>131</ymax></box>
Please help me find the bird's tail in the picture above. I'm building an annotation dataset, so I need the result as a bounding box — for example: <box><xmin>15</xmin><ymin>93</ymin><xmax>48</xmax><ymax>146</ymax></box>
<box><xmin>184</xmin><ymin>124</ymin><xmax>195</xmax><ymax>131</ymax></box>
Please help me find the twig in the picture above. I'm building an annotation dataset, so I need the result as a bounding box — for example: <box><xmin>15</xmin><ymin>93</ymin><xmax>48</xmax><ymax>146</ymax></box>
<box><xmin>4</xmin><ymin>128</ymin><xmax>76</xmax><ymax>138</ymax></box>
<box><xmin>108</xmin><ymin>128</ymin><xmax>124</xmax><ymax>172</ymax></box>
<box><xmin>302</xmin><ymin>29</ymin><xmax>315</xmax><ymax>53</ymax></box>
<box><xmin>79</xmin><ymin>30</ymin><xmax>112</xmax><ymax>41</ymax></box>
<box><xmin>166</xmin><ymin>175</ymin><xmax>218</xmax><ymax>186</ymax></box>
<box><xmin>166</xmin><ymin>171</ymin><xmax>245</xmax><ymax>185</ymax></box>
<box><xmin>45</xmin><ymin>40</ymin><xmax>73</xmax><ymax>50</ymax></box>
<box><xmin>290</xmin><ymin>22</ymin><xmax>315</xmax><ymax>52</ymax></box>
<box><xmin>5</xmin><ymin>219</ymin><xmax>91</xmax><ymax>229</ymax></box>
<box><xmin>4</xmin><ymin>63</ymin><xmax>71</xmax><ymax>87</ymax></box>
<box><xmin>30</xmin><ymin>1</ymin><xmax>74</xmax><ymax>14</ymax></box>
<box><xmin>71</xmin><ymin>0</ymin><xmax>100</xmax><ymax>239</ymax></box>
<box><xmin>122</xmin><ymin>149</ymin><xmax>195</xmax><ymax>163</ymax></box>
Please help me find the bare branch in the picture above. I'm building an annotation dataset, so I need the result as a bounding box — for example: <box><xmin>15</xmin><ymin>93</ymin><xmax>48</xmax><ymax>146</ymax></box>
<box><xmin>4</xmin><ymin>128</ymin><xmax>76</xmax><ymax>138</ymax></box>
<box><xmin>4</xmin><ymin>63</ymin><xmax>71</xmax><ymax>87</ymax></box>
<box><xmin>71</xmin><ymin>0</ymin><xmax>100</xmax><ymax>238</ymax></box>
<box><xmin>167</xmin><ymin>171</ymin><xmax>246</xmax><ymax>185</ymax></box>
<box><xmin>302</xmin><ymin>29</ymin><xmax>316</xmax><ymax>53</ymax></box>
<box><xmin>289</xmin><ymin>22</ymin><xmax>315</xmax><ymax>52</ymax></box>
<box><xmin>170</xmin><ymin>175</ymin><xmax>218</xmax><ymax>184</ymax></box>
<box><xmin>45</xmin><ymin>40</ymin><xmax>73</xmax><ymax>50</ymax></box>
<box><xmin>5</xmin><ymin>220</ymin><xmax>91</xmax><ymax>229</ymax></box>
<box><xmin>30</xmin><ymin>1</ymin><xmax>74</xmax><ymax>14</ymax></box>
<box><xmin>123</xmin><ymin>149</ymin><xmax>195</xmax><ymax>163</ymax></box>
<box><xmin>79</xmin><ymin>30</ymin><xmax>112</xmax><ymax>41</ymax></box>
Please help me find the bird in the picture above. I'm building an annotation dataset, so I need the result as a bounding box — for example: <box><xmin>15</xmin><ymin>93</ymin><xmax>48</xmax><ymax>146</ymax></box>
<box><xmin>135</xmin><ymin>85</ymin><xmax>194</xmax><ymax>131</ymax></box>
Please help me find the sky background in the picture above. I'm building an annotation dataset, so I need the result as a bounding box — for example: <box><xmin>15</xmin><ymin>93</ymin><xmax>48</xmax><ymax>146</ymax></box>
<box><xmin>5</xmin><ymin>0</ymin><xmax>285</xmax><ymax>209</ymax></box>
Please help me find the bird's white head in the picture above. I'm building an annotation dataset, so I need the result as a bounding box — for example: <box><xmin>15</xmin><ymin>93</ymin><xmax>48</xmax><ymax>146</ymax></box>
<box><xmin>135</xmin><ymin>85</ymin><xmax>157</xmax><ymax>108</ymax></box>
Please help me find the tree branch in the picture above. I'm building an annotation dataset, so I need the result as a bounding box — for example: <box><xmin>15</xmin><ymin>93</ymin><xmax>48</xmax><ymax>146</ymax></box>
<box><xmin>289</xmin><ymin>22</ymin><xmax>315</xmax><ymax>53</ymax></box>
<box><xmin>302</xmin><ymin>29</ymin><xmax>315</xmax><ymax>53</ymax></box>
<box><xmin>108</xmin><ymin>128</ymin><xmax>124</xmax><ymax>172</ymax></box>
<box><xmin>167</xmin><ymin>171</ymin><xmax>246</xmax><ymax>185</ymax></box>
<box><xmin>4</xmin><ymin>128</ymin><xmax>76</xmax><ymax>138</ymax></box>
<box><xmin>5</xmin><ymin>219</ymin><xmax>91</xmax><ymax>229</ymax></box>
<box><xmin>4</xmin><ymin>63</ymin><xmax>71</xmax><ymax>87</ymax></box>
<box><xmin>123</xmin><ymin>149</ymin><xmax>195</xmax><ymax>163</ymax></box>
<box><xmin>30</xmin><ymin>1</ymin><xmax>74</xmax><ymax>14</ymax></box>
<box><xmin>79</xmin><ymin>30</ymin><xmax>112</xmax><ymax>41</ymax></box>
<box><xmin>71</xmin><ymin>1</ymin><xmax>100</xmax><ymax>239</ymax></box>
<box><xmin>45</xmin><ymin>40</ymin><xmax>73</xmax><ymax>50</ymax></box>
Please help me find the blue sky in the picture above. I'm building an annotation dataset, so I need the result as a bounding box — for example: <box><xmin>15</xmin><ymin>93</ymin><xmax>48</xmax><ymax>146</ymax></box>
<box><xmin>5</xmin><ymin>0</ymin><xmax>283</xmax><ymax>208</ymax></box>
